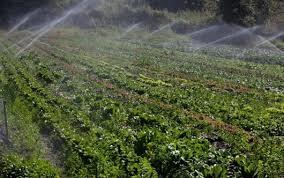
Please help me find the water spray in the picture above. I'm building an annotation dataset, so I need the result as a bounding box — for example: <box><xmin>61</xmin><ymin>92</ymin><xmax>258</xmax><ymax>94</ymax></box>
<box><xmin>6</xmin><ymin>9</ymin><xmax>40</xmax><ymax>36</ymax></box>
<box><xmin>253</xmin><ymin>34</ymin><xmax>283</xmax><ymax>53</ymax></box>
<box><xmin>148</xmin><ymin>22</ymin><xmax>176</xmax><ymax>37</ymax></box>
<box><xmin>0</xmin><ymin>9</ymin><xmax>39</xmax><ymax>52</ymax></box>
<box><xmin>16</xmin><ymin>0</ymin><xmax>90</xmax><ymax>56</ymax></box>
<box><xmin>256</xmin><ymin>31</ymin><xmax>284</xmax><ymax>47</ymax></box>
<box><xmin>197</xmin><ymin>26</ymin><xmax>259</xmax><ymax>50</ymax></box>
<box><xmin>5</xmin><ymin>30</ymin><xmax>41</xmax><ymax>52</ymax></box>
<box><xmin>188</xmin><ymin>25</ymin><xmax>219</xmax><ymax>37</ymax></box>
<box><xmin>120</xmin><ymin>22</ymin><xmax>142</xmax><ymax>38</ymax></box>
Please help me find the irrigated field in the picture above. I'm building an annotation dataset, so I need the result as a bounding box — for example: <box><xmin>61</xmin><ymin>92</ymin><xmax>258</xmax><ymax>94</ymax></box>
<box><xmin>0</xmin><ymin>27</ymin><xmax>283</xmax><ymax>177</ymax></box>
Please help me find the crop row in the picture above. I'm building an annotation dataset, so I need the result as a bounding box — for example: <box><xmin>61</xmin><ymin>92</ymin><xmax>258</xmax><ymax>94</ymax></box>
<box><xmin>42</xmin><ymin>42</ymin><xmax>283</xmax><ymax>137</ymax></box>
<box><xmin>25</xmin><ymin>46</ymin><xmax>284</xmax><ymax>176</ymax></box>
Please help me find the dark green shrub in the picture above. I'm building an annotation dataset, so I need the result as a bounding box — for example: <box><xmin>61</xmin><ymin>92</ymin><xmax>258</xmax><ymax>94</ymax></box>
<box><xmin>219</xmin><ymin>0</ymin><xmax>283</xmax><ymax>26</ymax></box>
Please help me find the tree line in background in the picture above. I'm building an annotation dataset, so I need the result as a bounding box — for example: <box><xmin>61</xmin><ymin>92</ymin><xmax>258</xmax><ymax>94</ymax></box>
<box><xmin>0</xmin><ymin>0</ymin><xmax>44</xmax><ymax>26</ymax></box>
<box><xmin>219</xmin><ymin>0</ymin><xmax>283</xmax><ymax>26</ymax></box>
<box><xmin>0</xmin><ymin>0</ymin><xmax>75</xmax><ymax>27</ymax></box>
<box><xmin>0</xmin><ymin>0</ymin><xmax>283</xmax><ymax>27</ymax></box>
<box><xmin>138</xmin><ymin>0</ymin><xmax>283</xmax><ymax>26</ymax></box>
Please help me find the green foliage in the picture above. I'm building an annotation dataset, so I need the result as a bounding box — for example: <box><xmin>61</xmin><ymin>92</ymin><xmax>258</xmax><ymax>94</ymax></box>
<box><xmin>0</xmin><ymin>155</ymin><xmax>59</xmax><ymax>177</ymax></box>
<box><xmin>0</xmin><ymin>26</ymin><xmax>283</xmax><ymax>177</ymax></box>
<box><xmin>256</xmin><ymin>0</ymin><xmax>283</xmax><ymax>24</ymax></box>
<box><xmin>219</xmin><ymin>0</ymin><xmax>283</xmax><ymax>26</ymax></box>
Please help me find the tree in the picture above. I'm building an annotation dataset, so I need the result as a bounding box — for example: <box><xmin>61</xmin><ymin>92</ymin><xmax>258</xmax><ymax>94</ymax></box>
<box><xmin>219</xmin><ymin>0</ymin><xmax>283</xmax><ymax>26</ymax></box>
<box><xmin>256</xmin><ymin>0</ymin><xmax>283</xmax><ymax>24</ymax></box>
<box><xmin>219</xmin><ymin>0</ymin><xmax>258</xmax><ymax>26</ymax></box>
<box><xmin>0</xmin><ymin>0</ymin><xmax>48</xmax><ymax>26</ymax></box>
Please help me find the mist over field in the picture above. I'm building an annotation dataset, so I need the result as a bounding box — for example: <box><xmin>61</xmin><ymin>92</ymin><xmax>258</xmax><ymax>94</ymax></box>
<box><xmin>0</xmin><ymin>0</ymin><xmax>283</xmax><ymax>177</ymax></box>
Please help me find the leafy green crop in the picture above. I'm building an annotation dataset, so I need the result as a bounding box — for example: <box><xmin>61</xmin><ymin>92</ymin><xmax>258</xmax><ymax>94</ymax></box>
<box><xmin>0</xmin><ymin>27</ymin><xmax>283</xmax><ymax>177</ymax></box>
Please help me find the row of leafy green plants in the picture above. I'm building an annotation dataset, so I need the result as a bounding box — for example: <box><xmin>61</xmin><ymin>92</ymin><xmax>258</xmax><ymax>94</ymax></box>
<box><xmin>1</xmin><ymin>54</ymin><xmax>158</xmax><ymax>177</ymax></box>
<box><xmin>25</xmin><ymin>43</ymin><xmax>284</xmax><ymax>177</ymax></box>
<box><xmin>0</xmin><ymin>54</ymin><xmax>60</xmax><ymax>177</ymax></box>
<box><xmin>0</xmin><ymin>29</ymin><xmax>283</xmax><ymax>177</ymax></box>
<box><xmin>49</xmin><ymin>32</ymin><xmax>284</xmax><ymax>91</ymax></box>
<box><xmin>43</xmin><ymin>41</ymin><xmax>283</xmax><ymax>137</ymax></box>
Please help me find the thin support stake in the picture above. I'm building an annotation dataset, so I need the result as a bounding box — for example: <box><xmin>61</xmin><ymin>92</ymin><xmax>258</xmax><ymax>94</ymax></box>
<box><xmin>3</xmin><ymin>100</ymin><xmax>8</xmax><ymax>141</ymax></box>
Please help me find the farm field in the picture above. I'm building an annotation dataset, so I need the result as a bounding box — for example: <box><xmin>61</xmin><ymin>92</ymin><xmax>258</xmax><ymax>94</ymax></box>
<box><xmin>0</xmin><ymin>26</ymin><xmax>284</xmax><ymax>177</ymax></box>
